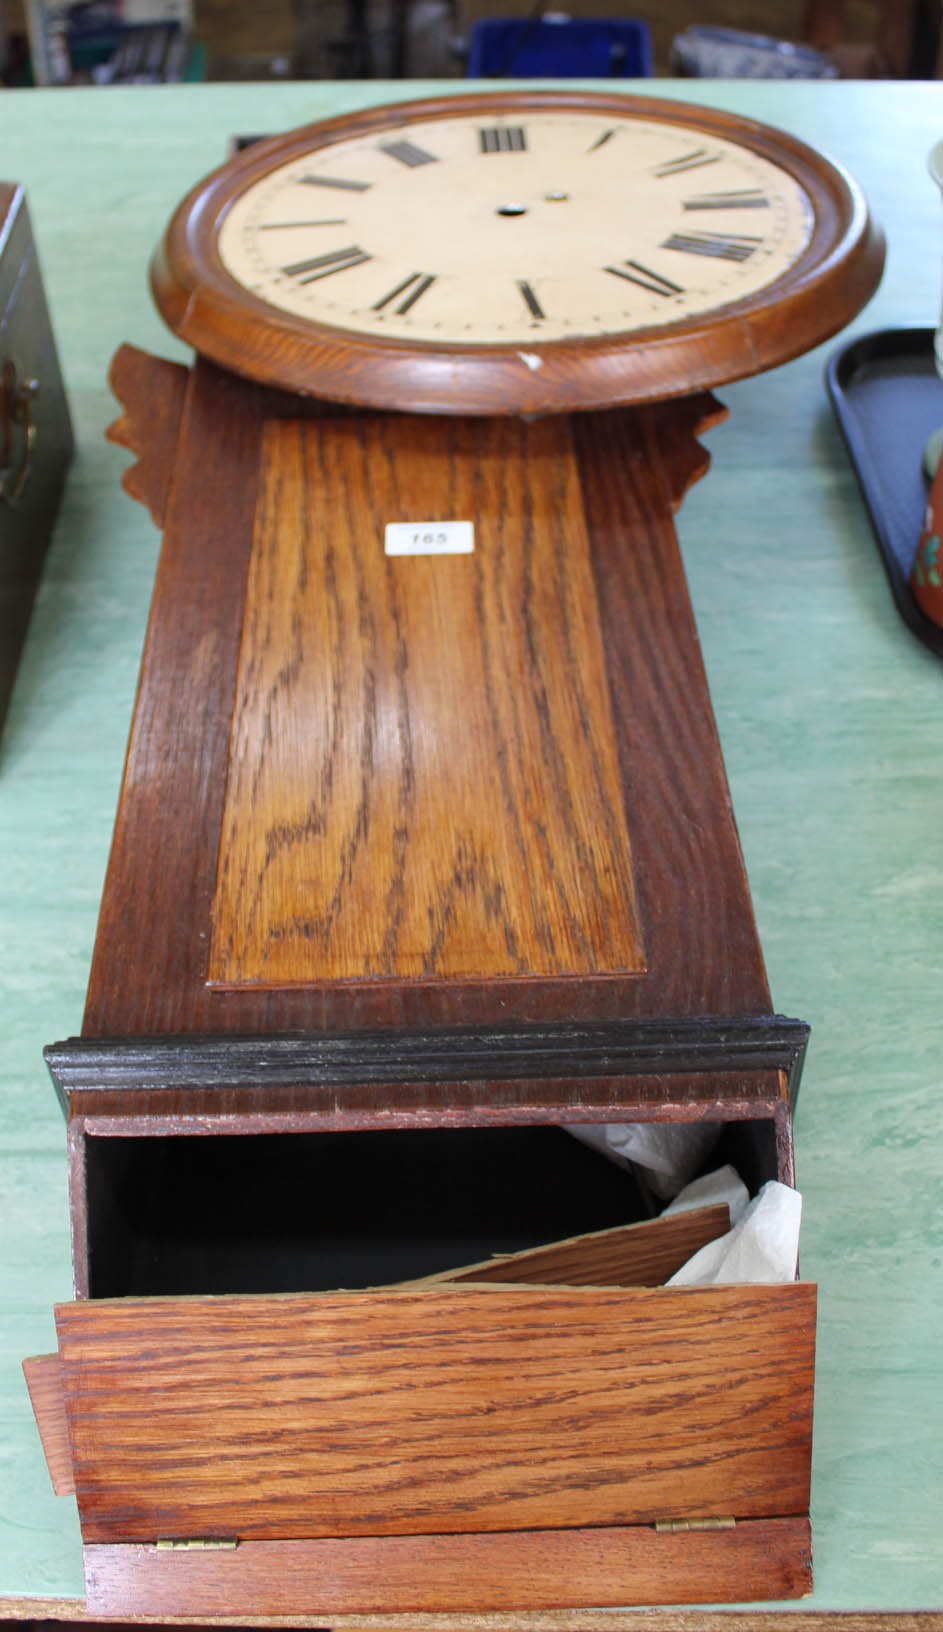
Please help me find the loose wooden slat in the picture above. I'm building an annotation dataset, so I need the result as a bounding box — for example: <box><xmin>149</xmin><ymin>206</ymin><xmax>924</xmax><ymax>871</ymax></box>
<box><xmin>208</xmin><ymin>413</ymin><xmax>645</xmax><ymax>985</ymax></box>
<box><xmin>56</xmin><ymin>1283</ymin><xmax>815</xmax><ymax>1545</ymax></box>
<box><xmin>22</xmin><ymin>1354</ymin><xmax>75</xmax><ymax>1496</ymax></box>
<box><xmin>82</xmin><ymin>1517</ymin><xmax>813</xmax><ymax>1617</ymax></box>
<box><xmin>408</xmin><ymin>1203</ymin><xmax>731</xmax><ymax>1288</ymax></box>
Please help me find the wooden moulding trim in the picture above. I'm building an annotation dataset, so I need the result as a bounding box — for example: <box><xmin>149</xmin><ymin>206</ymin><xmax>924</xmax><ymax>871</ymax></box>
<box><xmin>56</xmin><ymin>1097</ymin><xmax>789</xmax><ymax>1139</ymax></box>
<box><xmin>54</xmin><ymin>1073</ymin><xmax>795</xmax><ymax>1149</ymax></box>
<box><xmin>149</xmin><ymin>89</ymin><xmax>884</xmax><ymax>414</ymax></box>
<box><xmin>82</xmin><ymin>1519</ymin><xmax>813</xmax><ymax>1616</ymax></box>
<box><xmin>45</xmin><ymin>1014</ymin><xmax>810</xmax><ymax>1111</ymax></box>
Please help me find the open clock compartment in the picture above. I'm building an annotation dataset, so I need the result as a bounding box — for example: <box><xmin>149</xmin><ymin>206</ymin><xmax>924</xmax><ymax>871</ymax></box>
<box><xmin>33</xmin><ymin>1070</ymin><xmax>815</xmax><ymax>1619</ymax></box>
<box><xmin>74</xmin><ymin>1121</ymin><xmax>667</xmax><ymax>1300</ymax></box>
<box><xmin>71</xmin><ymin>1114</ymin><xmax>785</xmax><ymax>1301</ymax></box>
<box><xmin>50</xmin><ymin>1038</ymin><xmax>792</xmax><ymax>1303</ymax></box>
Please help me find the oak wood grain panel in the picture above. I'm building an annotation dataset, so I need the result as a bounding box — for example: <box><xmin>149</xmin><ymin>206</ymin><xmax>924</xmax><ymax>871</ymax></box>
<box><xmin>56</xmin><ymin>1283</ymin><xmax>815</xmax><ymax>1544</ymax></box>
<box><xmin>82</xmin><ymin>1517</ymin><xmax>813</xmax><ymax>1616</ymax></box>
<box><xmin>85</xmin><ymin>360</ymin><xmax>772</xmax><ymax>1033</ymax></box>
<box><xmin>409</xmin><ymin>1203</ymin><xmax>731</xmax><ymax>1287</ymax></box>
<box><xmin>209</xmin><ymin>413</ymin><xmax>644</xmax><ymax>984</ymax></box>
<box><xmin>22</xmin><ymin>1355</ymin><xmax>74</xmax><ymax>1497</ymax></box>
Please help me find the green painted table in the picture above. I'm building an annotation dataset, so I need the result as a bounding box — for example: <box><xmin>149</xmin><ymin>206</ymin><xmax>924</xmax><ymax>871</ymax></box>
<box><xmin>0</xmin><ymin>78</ymin><xmax>941</xmax><ymax>1621</ymax></box>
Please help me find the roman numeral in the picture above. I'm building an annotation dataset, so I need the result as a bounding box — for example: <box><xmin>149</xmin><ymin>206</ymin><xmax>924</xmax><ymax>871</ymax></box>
<box><xmin>299</xmin><ymin>174</ymin><xmax>371</xmax><ymax>192</ymax></box>
<box><xmin>282</xmin><ymin>245</ymin><xmax>372</xmax><ymax>283</ymax></box>
<box><xmin>683</xmin><ymin>189</ymin><xmax>770</xmax><ymax>211</ymax></box>
<box><xmin>479</xmin><ymin>126</ymin><xmax>527</xmax><ymax>154</ymax></box>
<box><xmin>603</xmin><ymin>260</ymin><xmax>683</xmax><ymax>298</ymax></box>
<box><xmin>373</xmin><ymin>272</ymin><xmax>436</xmax><ymax>314</ymax></box>
<box><xmin>518</xmin><ymin>280</ymin><xmax>545</xmax><ymax>319</ymax></box>
<box><xmin>661</xmin><ymin>230</ymin><xmax>762</xmax><ymax>262</ymax></box>
<box><xmin>379</xmin><ymin>139</ymin><xmax>439</xmax><ymax>168</ymax></box>
<box><xmin>653</xmin><ymin>149</ymin><xmax>721</xmax><ymax>178</ymax></box>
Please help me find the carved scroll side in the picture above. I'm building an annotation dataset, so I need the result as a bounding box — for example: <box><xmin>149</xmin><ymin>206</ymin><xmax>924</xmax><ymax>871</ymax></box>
<box><xmin>107</xmin><ymin>343</ymin><xmax>190</xmax><ymax>530</ymax></box>
<box><xmin>644</xmin><ymin>391</ymin><xmax>730</xmax><ymax>516</ymax></box>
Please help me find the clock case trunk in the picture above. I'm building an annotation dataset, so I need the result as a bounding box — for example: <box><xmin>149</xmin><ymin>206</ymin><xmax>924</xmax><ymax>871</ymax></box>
<box><xmin>31</xmin><ymin>345</ymin><xmax>814</xmax><ymax>1619</ymax></box>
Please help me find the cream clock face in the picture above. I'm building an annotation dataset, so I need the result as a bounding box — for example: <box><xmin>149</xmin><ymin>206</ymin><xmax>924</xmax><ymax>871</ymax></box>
<box><xmin>154</xmin><ymin>91</ymin><xmax>882</xmax><ymax>411</ymax></box>
<box><xmin>217</xmin><ymin>106</ymin><xmax>815</xmax><ymax>347</ymax></box>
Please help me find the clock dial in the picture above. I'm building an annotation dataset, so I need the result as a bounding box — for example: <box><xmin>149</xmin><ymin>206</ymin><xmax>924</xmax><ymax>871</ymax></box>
<box><xmin>216</xmin><ymin>109</ymin><xmax>814</xmax><ymax>346</ymax></box>
<box><xmin>151</xmin><ymin>91</ymin><xmax>884</xmax><ymax>412</ymax></box>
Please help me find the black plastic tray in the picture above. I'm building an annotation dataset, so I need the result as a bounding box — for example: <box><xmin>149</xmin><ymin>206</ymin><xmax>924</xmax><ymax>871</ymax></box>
<box><xmin>826</xmin><ymin>327</ymin><xmax>943</xmax><ymax>657</ymax></box>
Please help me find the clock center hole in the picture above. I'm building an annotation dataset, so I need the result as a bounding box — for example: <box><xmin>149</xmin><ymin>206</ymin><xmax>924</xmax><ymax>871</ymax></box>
<box><xmin>496</xmin><ymin>194</ymin><xmax>570</xmax><ymax>218</ymax></box>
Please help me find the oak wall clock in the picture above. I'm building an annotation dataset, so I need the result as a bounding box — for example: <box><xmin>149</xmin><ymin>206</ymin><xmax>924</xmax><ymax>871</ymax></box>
<box><xmin>151</xmin><ymin>89</ymin><xmax>881</xmax><ymax>412</ymax></box>
<box><xmin>30</xmin><ymin>92</ymin><xmax>883</xmax><ymax>1622</ymax></box>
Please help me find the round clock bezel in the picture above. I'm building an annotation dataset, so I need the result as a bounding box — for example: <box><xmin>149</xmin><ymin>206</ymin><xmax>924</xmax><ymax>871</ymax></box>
<box><xmin>150</xmin><ymin>90</ymin><xmax>884</xmax><ymax>415</ymax></box>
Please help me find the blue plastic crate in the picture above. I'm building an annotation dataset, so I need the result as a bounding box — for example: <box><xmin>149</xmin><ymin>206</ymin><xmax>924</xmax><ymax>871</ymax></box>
<box><xmin>466</xmin><ymin>15</ymin><xmax>654</xmax><ymax>78</ymax></box>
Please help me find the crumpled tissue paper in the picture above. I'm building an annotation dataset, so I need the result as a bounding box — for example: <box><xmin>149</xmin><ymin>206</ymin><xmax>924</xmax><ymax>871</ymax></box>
<box><xmin>663</xmin><ymin>1168</ymin><xmax>802</xmax><ymax>1286</ymax></box>
<box><xmin>565</xmin><ymin>1119</ymin><xmax>721</xmax><ymax>1199</ymax></box>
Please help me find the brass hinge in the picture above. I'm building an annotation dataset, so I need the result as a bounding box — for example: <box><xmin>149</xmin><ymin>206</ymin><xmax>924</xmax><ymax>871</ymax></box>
<box><xmin>155</xmin><ymin>1537</ymin><xmax>240</xmax><ymax>1551</ymax></box>
<box><xmin>655</xmin><ymin>1516</ymin><xmax>736</xmax><ymax>1534</ymax></box>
